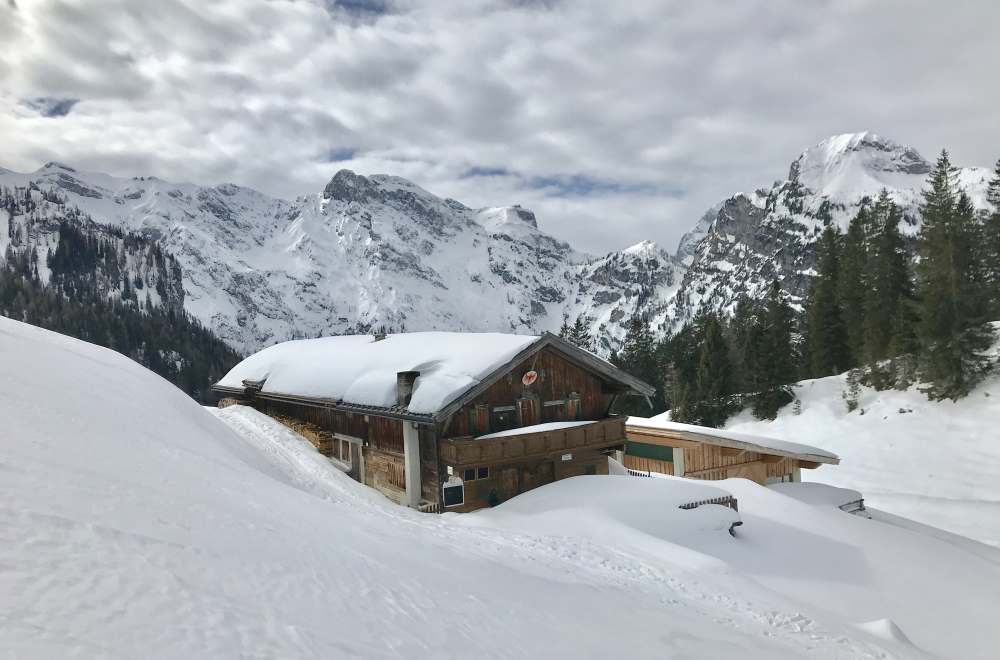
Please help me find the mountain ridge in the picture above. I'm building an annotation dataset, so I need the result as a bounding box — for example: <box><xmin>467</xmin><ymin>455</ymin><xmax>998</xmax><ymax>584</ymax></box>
<box><xmin>1</xmin><ymin>132</ymin><xmax>992</xmax><ymax>355</ymax></box>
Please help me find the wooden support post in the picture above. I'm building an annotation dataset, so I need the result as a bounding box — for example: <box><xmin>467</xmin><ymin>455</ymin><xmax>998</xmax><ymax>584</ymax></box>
<box><xmin>674</xmin><ymin>447</ymin><xmax>685</xmax><ymax>477</ymax></box>
<box><xmin>403</xmin><ymin>422</ymin><xmax>421</xmax><ymax>507</ymax></box>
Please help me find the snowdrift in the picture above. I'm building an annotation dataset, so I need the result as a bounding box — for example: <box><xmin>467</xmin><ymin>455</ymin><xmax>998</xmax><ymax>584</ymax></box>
<box><xmin>726</xmin><ymin>350</ymin><xmax>1000</xmax><ymax>547</ymax></box>
<box><xmin>4</xmin><ymin>316</ymin><xmax>1000</xmax><ymax>659</ymax></box>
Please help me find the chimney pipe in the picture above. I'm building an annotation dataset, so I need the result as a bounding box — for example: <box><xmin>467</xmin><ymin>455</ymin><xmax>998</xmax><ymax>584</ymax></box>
<box><xmin>396</xmin><ymin>371</ymin><xmax>420</xmax><ymax>407</ymax></box>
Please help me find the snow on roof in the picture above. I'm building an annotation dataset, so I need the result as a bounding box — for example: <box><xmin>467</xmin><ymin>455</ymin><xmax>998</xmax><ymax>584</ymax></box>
<box><xmin>216</xmin><ymin>332</ymin><xmax>539</xmax><ymax>414</ymax></box>
<box><xmin>626</xmin><ymin>414</ymin><xmax>838</xmax><ymax>463</ymax></box>
<box><xmin>476</xmin><ymin>420</ymin><xmax>597</xmax><ymax>440</ymax></box>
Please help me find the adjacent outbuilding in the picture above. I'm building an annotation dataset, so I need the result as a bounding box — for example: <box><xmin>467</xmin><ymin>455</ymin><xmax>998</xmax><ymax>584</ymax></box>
<box><xmin>625</xmin><ymin>415</ymin><xmax>839</xmax><ymax>484</ymax></box>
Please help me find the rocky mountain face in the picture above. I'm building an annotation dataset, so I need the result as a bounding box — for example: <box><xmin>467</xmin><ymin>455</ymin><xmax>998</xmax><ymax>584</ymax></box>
<box><xmin>1</xmin><ymin>183</ymin><xmax>184</xmax><ymax>311</ymax></box>
<box><xmin>0</xmin><ymin>163</ymin><xmax>682</xmax><ymax>354</ymax></box>
<box><xmin>0</xmin><ymin>132</ymin><xmax>991</xmax><ymax>357</ymax></box>
<box><xmin>664</xmin><ymin>132</ymin><xmax>992</xmax><ymax>325</ymax></box>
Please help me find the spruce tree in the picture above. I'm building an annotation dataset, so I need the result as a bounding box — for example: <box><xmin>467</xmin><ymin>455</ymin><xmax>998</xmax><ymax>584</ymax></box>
<box><xmin>805</xmin><ymin>226</ymin><xmax>849</xmax><ymax>376</ymax></box>
<box><xmin>728</xmin><ymin>295</ymin><xmax>762</xmax><ymax>394</ymax></box>
<box><xmin>614</xmin><ymin>315</ymin><xmax>661</xmax><ymax>415</ymax></box>
<box><xmin>568</xmin><ymin>314</ymin><xmax>593</xmax><ymax>351</ymax></box>
<box><xmin>557</xmin><ymin>316</ymin><xmax>571</xmax><ymax>339</ymax></box>
<box><xmin>691</xmin><ymin>314</ymin><xmax>732</xmax><ymax>427</ymax></box>
<box><xmin>915</xmin><ymin>151</ymin><xmax>994</xmax><ymax>400</ymax></box>
<box><xmin>863</xmin><ymin>190</ymin><xmax>915</xmax><ymax>364</ymax></box>
<box><xmin>839</xmin><ymin>205</ymin><xmax>869</xmax><ymax>365</ymax></box>
<box><xmin>984</xmin><ymin>159</ymin><xmax>1000</xmax><ymax>317</ymax></box>
<box><xmin>753</xmin><ymin>281</ymin><xmax>796</xmax><ymax>419</ymax></box>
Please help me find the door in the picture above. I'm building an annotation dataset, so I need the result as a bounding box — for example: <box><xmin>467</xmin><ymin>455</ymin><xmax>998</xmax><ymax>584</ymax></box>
<box><xmin>518</xmin><ymin>397</ymin><xmax>538</xmax><ymax>426</ymax></box>
<box><xmin>521</xmin><ymin>460</ymin><xmax>554</xmax><ymax>493</ymax></box>
<box><xmin>499</xmin><ymin>467</ymin><xmax>520</xmax><ymax>501</ymax></box>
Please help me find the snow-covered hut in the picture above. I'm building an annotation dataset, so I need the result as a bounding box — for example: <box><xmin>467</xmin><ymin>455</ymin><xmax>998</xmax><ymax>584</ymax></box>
<box><xmin>624</xmin><ymin>416</ymin><xmax>839</xmax><ymax>484</ymax></box>
<box><xmin>214</xmin><ymin>332</ymin><xmax>654</xmax><ymax>512</ymax></box>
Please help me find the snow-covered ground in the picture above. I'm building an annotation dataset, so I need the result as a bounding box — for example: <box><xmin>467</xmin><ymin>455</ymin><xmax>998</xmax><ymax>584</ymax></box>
<box><xmin>4</xmin><ymin>316</ymin><xmax>1000</xmax><ymax>659</ymax></box>
<box><xmin>726</xmin><ymin>356</ymin><xmax>1000</xmax><ymax>547</ymax></box>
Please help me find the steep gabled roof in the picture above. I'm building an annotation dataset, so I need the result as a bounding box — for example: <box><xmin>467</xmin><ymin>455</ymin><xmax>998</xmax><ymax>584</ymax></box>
<box><xmin>214</xmin><ymin>331</ymin><xmax>654</xmax><ymax>423</ymax></box>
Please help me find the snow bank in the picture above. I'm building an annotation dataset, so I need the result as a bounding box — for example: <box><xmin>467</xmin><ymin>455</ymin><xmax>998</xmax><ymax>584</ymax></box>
<box><xmin>7</xmin><ymin>316</ymin><xmax>1000</xmax><ymax>659</ymax></box>
<box><xmin>726</xmin><ymin>364</ymin><xmax>1000</xmax><ymax>546</ymax></box>
<box><xmin>0</xmin><ymin>316</ymin><xmax>903</xmax><ymax>659</ymax></box>
<box><xmin>216</xmin><ymin>331</ymin><xmax>538</xmax><ymax>413</ymax></box>
<box><xmin>470</xmin><ymin>475</ymin><xmax>740</xmax><ymax>543</ymax></box>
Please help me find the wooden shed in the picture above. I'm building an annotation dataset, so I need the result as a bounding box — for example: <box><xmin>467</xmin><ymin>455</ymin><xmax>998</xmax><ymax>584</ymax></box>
<box><xmin>213</xmin><ymin>331</ymin><xmax>654</xmax><ymax>512</ymax></box>
<box><xmin>624</xmin><ymin>416</ymin><xmax>839</xmax><ymax>485</ymax></box>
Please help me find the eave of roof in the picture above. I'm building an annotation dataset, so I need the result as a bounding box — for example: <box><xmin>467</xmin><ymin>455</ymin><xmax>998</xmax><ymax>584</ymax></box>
<box><xmin>212</xmin><ymin>385</ymin><xmax>436</xmax><ymax>423</ymax></box>
<box><xmin>625</xmin><ymin>420</ymin><xmax>839</xmax><ymax>465</ymax></box>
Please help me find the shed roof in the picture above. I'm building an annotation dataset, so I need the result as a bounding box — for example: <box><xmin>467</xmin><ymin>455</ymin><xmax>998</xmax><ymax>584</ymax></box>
<box><xmin>626</xmin><ymin>415</ymin><xmax>839</xmax><ymax>464</ymax></box>
<box><xmin>214</xmin><ymin>331</ymin><xmax>654</xmax><ymax>420</ymax></box>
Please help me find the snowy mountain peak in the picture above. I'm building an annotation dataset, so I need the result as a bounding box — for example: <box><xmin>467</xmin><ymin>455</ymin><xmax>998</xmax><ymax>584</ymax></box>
<box><xmin>623</xmin><ymin>239</ymin><xmax>659</xmax><ymax>257</ymax></box>
<box><xmin>477</xmin><ymin>205</ymin><xmax>539</xmax><ymax>233</ymax></box>
<box><xmin>322</xmin><ymin>168</ymin><xmax>378</xmax><ymax>203</ymax></box>
<box><xmin>38</xmin><ymin>161</ymin><xmax>78</xmax><ymax>173</ymax></box>
<box><xmin>790</xmin><ymin>131</ymin><xmax>931</xmax><ymax>192</ymax></box>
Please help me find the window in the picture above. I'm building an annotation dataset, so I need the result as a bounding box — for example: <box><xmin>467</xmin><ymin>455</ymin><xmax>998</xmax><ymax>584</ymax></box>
<box><xmin>490</xmin><ymin>406</ymin><xmax>517</xmax><ymax>432</ymax></box>
<box><xmin>443</xmin><ymin>483</ymin><xmax>464</xmax><ymax>507</ymax></box>
<box><xmin>542</xmin><ymin>399</ymin><xmax>567</xmax><ymax>422</ymax></box>
<box><xmin>626</xmin><ymin>441</ymin><xmax>674</xmax><ymax>462</ymax></box>
<box><xmin>462</xmin><ymin>466</ymin><xmax>492</xmax><ymax>482</ymax></box>
<box><xmin>337</xmin><ymin>438</ymin><xmax>352</xmax><ymax>465</ymax></box>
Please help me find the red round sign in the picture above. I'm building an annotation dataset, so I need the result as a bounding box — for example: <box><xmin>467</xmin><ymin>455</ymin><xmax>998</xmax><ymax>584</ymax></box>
<box><xmin>521</xmin><ymin>370</ymin><xmax>538</xmax><ymax>386</ymax></box>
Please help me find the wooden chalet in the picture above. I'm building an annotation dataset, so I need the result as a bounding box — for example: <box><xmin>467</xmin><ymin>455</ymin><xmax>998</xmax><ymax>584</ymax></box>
<box><xmin>625</xmin><ymin>416</ymin><xmax>839</xmax><ymax>485</ymax></box>
<box><xmin>213</xmin><ymin>332</ymin><xmax>655</xmax><ymax>512</ymax></box>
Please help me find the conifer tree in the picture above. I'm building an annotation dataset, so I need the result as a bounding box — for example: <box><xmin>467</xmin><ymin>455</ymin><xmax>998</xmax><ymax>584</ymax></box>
<box><xmin>614</xmin><ymin>314</ymin><xmax>661</xmax><ymax>414</ymax></box>
<box><xmin>557</xmin><ymin>316</ymin><xmax>570</xmax><ymax>339</ymax></box>
<box><xmin>728</xmin><ymin>295</ymin><xmax>762</xmax><ymax>394</ymax></box>
<box><xmin>915</xmin><ymin>151</ymin><xmax>994</xmax><ymax>400</ymax></box>
<box><xmin>863</xmin><ymin>190</ymin><xmax>915</xmax><ymax>363</ymax></box>
<box><xmin>839</xmin><ymin>205</ymin><xmax>869</xmax><ymax>365</ymax></box>
<box><xmin>805</xmin><ymin>226</ymin><xmax>849</xmax><ymax>376</ymax></box>
<box><xmin>567</xmin><ymin>314</ymin><xmax>593</xmax><ymax>351</ymax></box>
<box><xmin>984</xmin><ymin>159</ymin><xmax>1000</xmax><ymax>317</ymax></box>
<box><xmin>752</xmin><ymin>281</ymin><xmax>796</xmax><ymax>419</ymax></box>
<box><xmin>691</xmin><ymin>314</ymin><xmax>732</xmax><ymax>427</ymax></box>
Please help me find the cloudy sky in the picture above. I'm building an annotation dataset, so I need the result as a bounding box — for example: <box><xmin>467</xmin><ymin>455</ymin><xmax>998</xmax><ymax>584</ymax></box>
<box><xmin>2</xmin><ymin>0</ymin><xmax>997</xmax><ymax>254</ymax></box>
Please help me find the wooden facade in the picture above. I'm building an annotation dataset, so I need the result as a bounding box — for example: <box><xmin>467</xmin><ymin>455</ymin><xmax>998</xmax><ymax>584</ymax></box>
<box><xmin>624</xmin><ymin>422</ymin><xmax>838</xmax><ymax>485</ymax></box>
<box><xmin>214</xmin><ymin>334</ymin><xmax>654</xmax><ymax>513</ymax></box>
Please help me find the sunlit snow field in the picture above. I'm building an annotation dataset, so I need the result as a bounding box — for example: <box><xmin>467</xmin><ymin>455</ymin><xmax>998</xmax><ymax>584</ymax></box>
<box><xmin>2</xmin><ymin>317</ymin><xmax>999</xmax><ymax>659</ymax></box>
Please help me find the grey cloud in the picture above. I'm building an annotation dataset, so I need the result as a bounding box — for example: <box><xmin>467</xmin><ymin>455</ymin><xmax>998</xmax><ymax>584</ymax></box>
<box><xmin>1</xmin><ymin>0</ymin><xmax>998</xmax><ymax>254</ymax></box>
<box><xmin>22</xmin><ymin>96</ymin><xmax>79</xmax><ymax>117</ymax></box>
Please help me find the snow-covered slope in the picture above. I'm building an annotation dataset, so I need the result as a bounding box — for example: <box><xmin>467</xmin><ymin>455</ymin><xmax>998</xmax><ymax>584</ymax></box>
<box><xmin>669</xmin><ymin>132</ymin><xmax>993</xmax><ymax>321</ymax></box>
<box><xmin>725</xmin><ymin>333</ymin><xmax>1000</xmax><ymax>547</ymax></box>
<box><xmin>4</xmin><ymin>316</ymin><xmax>1000</xmax><ymax>658</ymax></box>
<box><xmin>0</xmin><ymin>164</ymin><xmax>683</xmax><ymax>354</ymax></box>
<box><xmin>1</xmin><ymin>132</ymin><xmax>991</xmax><ymax>353</ymax></box>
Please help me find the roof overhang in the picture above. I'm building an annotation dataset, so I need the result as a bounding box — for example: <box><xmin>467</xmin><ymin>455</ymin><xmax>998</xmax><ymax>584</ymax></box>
<box><xmin>211</xmin><ymin>385</ymin><xmax>436</xmax><ymax>424</ymax></box>
<box><xmin>626</xmin><ymin>423</ymin><xmax>839</xmax><ymax>465</ymax></box>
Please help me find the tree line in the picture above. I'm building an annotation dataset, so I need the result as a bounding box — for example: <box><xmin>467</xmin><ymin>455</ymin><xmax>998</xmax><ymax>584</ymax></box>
<box><xmin>598</xmin><ymin>153</ymin><xmax>1000</xmax><ymax>426</ymax></box>
<box><xmin>1</xmin><ymin>188</ymin><xmax>241</xmax><ymax>401</ymax></box>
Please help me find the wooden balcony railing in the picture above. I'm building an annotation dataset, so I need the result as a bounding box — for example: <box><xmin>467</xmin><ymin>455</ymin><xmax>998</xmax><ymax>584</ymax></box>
<box><xmin>440</xmin><ymin>417</ymin><xmax>626</xmax><ymax>467</ymax></box>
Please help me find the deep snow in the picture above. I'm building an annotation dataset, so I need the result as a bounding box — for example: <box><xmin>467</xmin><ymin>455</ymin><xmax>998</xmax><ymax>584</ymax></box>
<box><xmin>726</xmin><ymin>359</ymin><xmax>1000</xmax><ymax>548</ymax></box>
<box><xmin>4</xmin><ymin>316</ymin><xmax>1000</xmax><ymax>659</ymax></box>
<box><xmin>216</xmin><ymin>331</ymin><xmax>538</xmax><ymax>413</ymax></box>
